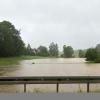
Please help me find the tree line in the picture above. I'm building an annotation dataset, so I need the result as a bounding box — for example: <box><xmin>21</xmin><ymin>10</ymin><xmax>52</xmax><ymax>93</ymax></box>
<box><xmin>85</xmin><ymin>44</ymin><xmax>100</xmax><ymax>63</ymax></box>
<box><xmin>25</xmin><ymin>42</ymin><xmax>74</xmax><ymax>58</ymax></box>
<box><xmin>0</xmin><ymin>21</ymin><xmax>74</xmax><ymax>58</ymax></box>
<box><xmin>77</xmin><ymin>44</ymin><xmax>100</xmax><ymax>63</ymax></box>
<box><xmin>0</xmin><ymin>20</ymin><xmax>100</xmax><ymax>62</ymax></box>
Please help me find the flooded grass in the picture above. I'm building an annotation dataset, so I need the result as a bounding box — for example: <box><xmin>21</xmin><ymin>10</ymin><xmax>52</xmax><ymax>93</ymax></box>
<box><xmin>0</xmin><ymin>56</ymin><xmax>46</xmax><ymax>66</ymax></box>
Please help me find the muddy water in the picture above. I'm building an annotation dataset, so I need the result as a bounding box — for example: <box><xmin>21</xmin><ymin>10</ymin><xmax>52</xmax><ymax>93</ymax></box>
<box><xmin>0</xmin><ymin>58</ymin><xmax>100</xmax><ymax>93</ymax></box>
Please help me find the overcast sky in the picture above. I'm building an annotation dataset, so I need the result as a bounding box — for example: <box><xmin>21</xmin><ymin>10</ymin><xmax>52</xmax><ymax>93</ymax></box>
<box><xmin>0</xmin><ymin>0</ymin><xmax>100</xmax><ymax>50</ymax></box>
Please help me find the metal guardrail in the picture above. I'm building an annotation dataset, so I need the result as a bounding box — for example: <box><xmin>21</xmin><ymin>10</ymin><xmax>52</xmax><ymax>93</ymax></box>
<box><xmin>0</xmin><ymin>76</ymin><xmax>100</xmax><ymax>92</ymax></box>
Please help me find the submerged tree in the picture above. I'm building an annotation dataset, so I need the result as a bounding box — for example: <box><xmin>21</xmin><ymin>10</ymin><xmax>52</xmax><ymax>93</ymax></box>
<box><xmin>96</xmin><ymin>44</ymin><xmax>100</xmax><ymax>57</ymax></box>
<box><xmin>63</xmin><ymin>45</ymin><xmax>74</xmax><ymax>58</ymax></box>
<box><xmin>0</xmin><ymin>21</ymin><xmax>25</xmax><ymax>57</ymax></box>
<box><xmin>25</xmin><ymin>44</ymin><xmax>33</xmax><ymax>55</ymax></box>
<box><xmin>85</xmin><ymin>44</ymin><xmax>100</xmax><ymax>63</ymax></box>
<box><xmin>95</xmin><ymin>44</ymin><xmax>100</xmax><ymax>62</ymax></box>
<box><xmin>37</xmin><ymin>46</ymin><xmax>49</xmax><ymax>57</ymax></box>
<box><xmin>85</xmin><ymin>48</ymin><xmax>98</xmax><ymax>61</ymax></box>
<box><xmin>49</xmin><ymin>42</ymin><xmax>59</xmax><ymax>57</ymax></box>
<box><xmin>96</xmin><ymin>44</ymin><xmax>100</xmax><ymax>51</ymax></box>
<box><xmin>78</xmin><ymin>49</ymin><xmax>86</xmax><ymax>58</ymax></box>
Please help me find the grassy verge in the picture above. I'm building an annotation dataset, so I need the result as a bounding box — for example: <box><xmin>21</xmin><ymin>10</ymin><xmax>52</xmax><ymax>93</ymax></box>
<box><xmin>0</xmin><ymin>56</ymin><xmax>46</xmax><ymax>66</ymax></box>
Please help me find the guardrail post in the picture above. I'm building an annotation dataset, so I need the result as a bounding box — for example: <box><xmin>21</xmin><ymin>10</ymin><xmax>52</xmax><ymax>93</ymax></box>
<box><xmin>87</xmin><ymin>83</ymin><xmax>89</xmax><ymax>93</ymax></box>
<box><xmin>56</xmin><ymin>83</ymin><xmax>59</xmax><ymax>93</ymax></box>
<box><xmin>24</xmin><ymin>84</ymin><xmax>26</xmax><ymax>93</ymax></box>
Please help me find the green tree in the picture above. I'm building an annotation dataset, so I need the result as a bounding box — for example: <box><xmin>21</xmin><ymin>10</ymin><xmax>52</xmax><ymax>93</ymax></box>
<box><xmin>79</xmin><ymin>49</ymin><xmax>85</xmax><ymax>58</ymax></box>
<box><xmin>37</xmin><ymin>46</ymin><xmax>49</xmax><ymax>57</ymax></box>
<box><xmin>96</xmin><ymin>44</ymin><xmax>100</xmax><ymax>57</ymax></box>
<box><xmin>96</xmin><ymin>44</ymin><xmax>100</xmax><ymax>52</ymax></box>
<box><xmin>49</xmin><ymin>42</ymin><xmax>59</xmax><ymax>57</ymax></box>
<box><xmin>63</xmin><ymin>45</ymin><xmax>74</xmax><ymax>58</ymax></box>
<box><xmin>26</xmin><ymin>44</ymin><xmax>33</xmax><ymax>55</ymax></box>
<box><xmin>85</xmin><ymin>48</ymin><xmax>97</xmax><ymax>61</ymax></box>
<box><xmin>0</xmin><ymin>21</ymin><xmax>25</xmax><ymax>57</ymax></box>
<box><xmin>95</xmin><ymin>44</ymin><xmax>100</xmax><ymax>62</ymax></box>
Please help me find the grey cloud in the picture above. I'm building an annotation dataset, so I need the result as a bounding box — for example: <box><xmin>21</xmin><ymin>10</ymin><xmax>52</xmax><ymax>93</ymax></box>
<box><xmin>0</xmin><ymin>0</ymin><xmax>100</xmax><ymax>50</ymax></box>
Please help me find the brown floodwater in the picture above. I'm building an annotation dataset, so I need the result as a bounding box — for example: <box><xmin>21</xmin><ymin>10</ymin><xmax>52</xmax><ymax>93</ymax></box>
<box><xmin>0</xmin><ymin>58</ymin><xmax>100</xmax><ymax>93</ymax></box>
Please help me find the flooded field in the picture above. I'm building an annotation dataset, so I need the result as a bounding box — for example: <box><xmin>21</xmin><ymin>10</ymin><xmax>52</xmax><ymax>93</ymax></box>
<box><xmin>0</xmin><ymin>58</ymin><xmax>100</xmax><ymax>92</ymax></box>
